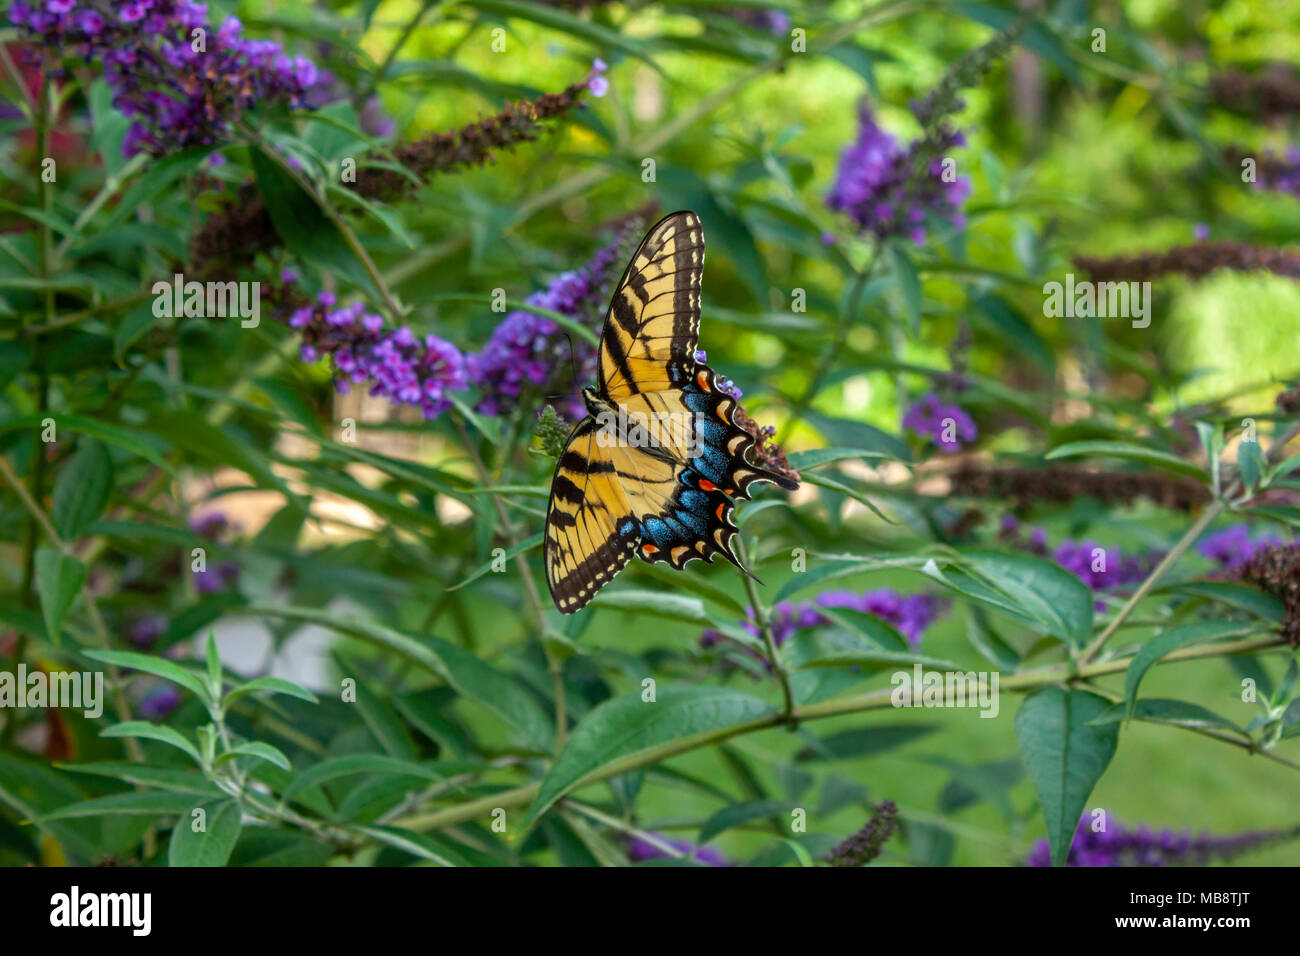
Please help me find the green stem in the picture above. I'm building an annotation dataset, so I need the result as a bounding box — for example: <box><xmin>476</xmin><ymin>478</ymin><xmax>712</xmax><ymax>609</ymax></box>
<box><xmin>393</xmin><ymin>633</ymin><xmax>1289</xmax><ymax>834</ymax></box>
<box><xmin>735</xmin><ymin>534</ymin><xmax>795</xmax><ymax>727</ymax></box>
<box><xmin>1078</xmin><ymin>419</ymin><xmax>1300</xmax><ymax>665</ymax></box>
<box><xmin>356</xmin><ymin>0</ymin><xmax>438</xmax><ymax>106</ymax></box>
<box><xmin>239</xmin><ymin>125</ymin><xmax>403</xmax><ymax>320</ymax></box>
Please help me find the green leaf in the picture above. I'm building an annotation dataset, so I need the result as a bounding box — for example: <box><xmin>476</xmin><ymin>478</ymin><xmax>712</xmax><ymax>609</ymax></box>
<box><xmin>425</xmin><ymin>637</ymin><xmax>554</xmax><ymax>753</ymax></box>
<box><xmin>938</xmin><ymin>550</ymin><xmax>1094</xmax><ymax>645</ymax></box>
<box><xmin>37</xmin><ymin>790</ymin><xmax>198</xmax><ymax>822</ymax></box>
<box><xmin>1238</xmin><ymin>440</ymin><xmax>1267</xmax><ymax>491</ymax></box>
<box><xmin>1163</xmin><ymin>581</ymin><xmax>1284</xmax><ymax>622</ymax></box>
<box><xmin>785</xmin><ymin>447</ymin><xmax>899</xmax><ymax>471</ymax></box>
<box><xmin>57</xmin><ymin>762</ymin><xmax>221</xmax><ymax>796</ymax></box>
<box><xmin>205</xmin><ymin>632</ymin><xmax>222</xmax><ymax>697</ymax></box>
<box><xmin>353</xmin><ymin>825</ymin><xmax>469</xmax><ymax>866</ymax></box>
<box><xmin>83</xmin><ymin>649</ymin><xmax>211</xmax><ymax>704</ymax></box>
<box><xmin>1015</xmin><ymin>688</ymin><xmax>1119</xmax><ymax>867</ymax></box>
<box><xmin>1045</xmin><ymin>440</ymin><xmax>1208</xmax><ymax>481</ymax></box>
<box><xmin>971</xmin><ymin>293</ymin><xmax>1055</xmax><ymax>371</ymax></box>
<box><xmin>34</xmin><ymin>548</ymin><xmax>85</xmax><ymax>647</ymax></box>
<box><xmin>589</xmin><ymin>589</ymin><xmax>710</xmax><ymax>624</ymax></box>
<box><xmin>886</xmin><ymin>241</ymin><xmax>923</xmax><ymax>333</ymax></box>
<box><xmin>250</xmin><ymin>146</ymin><xmax>376</xmax><ymax>297</ymax></box>
<box><xmin>1125</xmin><ymin>620</ymin><xmax>1256</xmax><ymax>717</ymax></box>
<box><xmin>223</xmin><ymin>676</ymin><xmax>319</xmax><ymax>708</ymax></box>
<box><xmin>524</xmin><ymin>687</ymin><xmax>772</xmax><ymax>828</ymax></box>
<box><xmin>446</xmin><ymin>533</ymin><xmax>542</xmax><ymax>592</ymax></box>
<box><xmin>698</xmin><ymin>799</ymin><xmax>792</xmax><ymax>844</ymax></box>
<box><xmin>1088</xmin><ymin>699</ymin><xmax>1243</xmax><ymax>736</ymax></box>
<box><xmin>0</xmin><ymin>412</ymin><xmax>175</xmax><ymax>475</ymax></box>
<box><xmin>51</xmin><ymin>440</ymin><xmax>113</xmax><ymax>540</ymax></box>
<box><xmin>215</xmin><ymin>742</ymin><xmax>292</xmax><ymax>772</ymax></box>
<box><xmin>632</xmin><ymin>561</ymin><xmax>748</xmax><ymax>617</ymax></box>
<box><xmin>113</xmin><ymin>301</ymin><xmax>160</xmax><ymax>363</ymax></box>
<box><xmin>800</xmin><ymin>471</ymin><xmax>891</xmax><ymax>523</ymax></box>
<box><xmin>471</xmin><ymin>0</ymin><xmax>660</xmax><ymax>70</ymax></box>
<box><xmin>795</xmin><ymin>725</ymin><xmax>937</xmax><ymax>762</ymax></box>
<box><xmin>100</xmin><ymin>721</ymin><xmax>201</xmax><ymax>765</ymax></box>
<box><xmin>278</xmin><ymin>755</ymin><xmax>456</xmax><ymax>806</ymax></box>
<box><xmin>168</xmin><ymin>800</ymin><xmax>242</xmax><ymax>867</ymax></box>
<box><xmin>352</xmin><ymin>684</ymin><xmax>418</xmax><ymax>758</ymax></box>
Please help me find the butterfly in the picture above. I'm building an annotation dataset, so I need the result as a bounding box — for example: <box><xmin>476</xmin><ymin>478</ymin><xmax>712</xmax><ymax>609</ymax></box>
<box><xmin>544</xmin><ymin>211</ymin><xmax>799</xmax><ymax>614</ymax></box>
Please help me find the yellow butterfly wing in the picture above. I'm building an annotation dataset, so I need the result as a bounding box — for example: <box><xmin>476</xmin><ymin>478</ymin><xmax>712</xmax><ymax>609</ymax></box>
<box><xmin>597</xmin><ymin>211</ymin><xmax>703</xmax><ymax>401</ymax></box>
<box><xmin>544</xmin><ymin>419</ymin><xmax>642</xmax><ymax>613</ymax></box>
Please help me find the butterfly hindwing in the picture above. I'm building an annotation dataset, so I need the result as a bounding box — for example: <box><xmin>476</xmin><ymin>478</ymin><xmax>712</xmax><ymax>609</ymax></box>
<box><xmin>635</xmin><ymin>362</ymin><xmax>798</xmax><ymax>572</ymax></box>
<box><xmin>598</xmin><ymin>211</ymin><xmax>703</xmax><ymax>401</ymax></box>
<box><xmin>544</xmin><ymin>419</ymin><xmax>641</xmax><ymax>613</ymax></box>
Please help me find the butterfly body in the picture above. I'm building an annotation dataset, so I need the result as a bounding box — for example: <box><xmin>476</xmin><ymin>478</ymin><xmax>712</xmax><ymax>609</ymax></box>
<box><xmin>544</xmin><ymin>212</ymin><xmax>797</xmax><ymax>614</ymax></box>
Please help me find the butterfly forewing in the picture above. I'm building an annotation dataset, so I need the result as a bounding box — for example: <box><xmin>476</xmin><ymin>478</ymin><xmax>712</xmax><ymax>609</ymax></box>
<box><xmin>597</xmin><ymin>211</ymin><xmax>704</xmax><ymax>401</ymax></box>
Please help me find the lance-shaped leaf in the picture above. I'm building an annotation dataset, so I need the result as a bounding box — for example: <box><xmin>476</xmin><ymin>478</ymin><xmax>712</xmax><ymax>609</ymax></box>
<box><xmin>1015</xmin><ymin>688</ymin><xmax>1118</xmax><ymax>867</ymax></box>
<box><xmin>523</xmin><ymin>686</ymin><xmax>772</xmax><ymax>828</ymax></box>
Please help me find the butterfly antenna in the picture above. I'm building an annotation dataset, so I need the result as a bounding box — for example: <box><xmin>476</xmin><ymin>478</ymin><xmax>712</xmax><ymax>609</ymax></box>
<box><xmin>542</xmin><ymin>333</ymin><xmax>583</xmax><ymax>403</ymax></box>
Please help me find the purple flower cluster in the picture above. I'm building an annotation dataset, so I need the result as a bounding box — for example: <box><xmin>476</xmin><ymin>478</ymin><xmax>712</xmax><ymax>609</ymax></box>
<box><xmin>701</xmin><ymin>588</ymin><xmax>950</xmax><ymax>659</ymax></box>
<box><xmin>826</xmin><ymin>104</ymin><xmax>971</xmax><ymax>244</ymax></box>
<box><xmin>1255</xmin><ymin>145</ymin><xmax>1300</xmax><ymax>198</ymax></box>
<box><xmin>1052</xmin><ymin>539</ymin><xmax>1158</xmax><ymax>592</ymax></box>
<box><xmin>138</xmin><ymin>684</ymin><xmax>183</xmax><ymax>720</ymax></box>
<box><xmin>1197</xmin><ymin>523</ymin><xmax>1285</xmax><ymax>570</ymax></box>
<box><xmin>819</xmin><ymin>589</ymin><xmax>951</xmax><ymax>646</ymax></box>
<box><xmin>10</xmin><ymin>1</ymin><xmax>323</xmax><ymax>156</ymax></box>
<box><xmin>694</xmin><ymin>350</ymin><xmax>741</xmax><ymax>399</ymax></box>
<box><xmin>723</xmin><ymin>7</ymin><xmax>792</xmax><ymax>36</ymax></box>
<box><xmin>1027</xmin><ymin>813</ymin><xmax>1300</xmax><ymax>866</ymax></box>
<box><xmin>903</xmin><ymin>392</ymin><xmax>978</xmax><ymax>452</ymax></box>
<box><xmin>586</xmin><ymin>58</ymin><xmax>609</xmax><ymax>99</ymax></box>
<box><xmin>127</xmin><ymin>614</ymin><xmax>168</xmax><ymax>647</ymax></box>
<box><xmin>190</xmin><ymin>510</ymin><xmax>239</xmax><ymax>594</ymax></box>
<box><xmin>467</xmin><ymin>231</ymin><xmax>627</xmax><ymax>418</ymax></box>
<box><xmin>625</xmin><ymin>834</ymin><xmax>729</xmax><ymax>866</ymax></box>
<box><xmin>288</xmin><ymin>288</ymin><xmax>467</xmax><ymax>420</ymax></box>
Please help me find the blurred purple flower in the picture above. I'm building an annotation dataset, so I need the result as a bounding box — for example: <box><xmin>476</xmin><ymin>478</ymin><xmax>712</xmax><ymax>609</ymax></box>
<box><xmin>902</xmin><ymin>392</ymin><xmax>977</xmax><ymax>452</ymax></box>
<box><xmin>701</xmin><ymin>588</ymin><xmax>950</xmax><ymax>663</ymax></box>
<box><xmin>128</xmin><ymin>615</ymin><xmax>169</xmax><ymax>648</ymax></box>
<box><xmin>1198</xmin><ymin>524</ymin><xmax>1284</xmax><ymax>570</ymax></box>
<box><xmin>827</xmin><ymin>104</ymin><xmax>970</xmax><ymax>244</ymax></box>
<box><xmin>194</xmin><ymin>560</ymin><xmax>239</xmax><ymax>595</ymax></box>
<box><xmin>1255</xmin><ymin>145</ymin><xmax>1300</xmax><ymax>198</ymax></box>
<box><xmin>723</xmin><ymin>7</ymin><xmax>792</xmax><ymax>36</ymax></box>
<box><xmin>626</xmin><ymin>834</ymin><xmax>729</xmax><ymax>866</ymax></box>
<box><xmin>1028</xmin><ymin>813</ymin><xmax>1300</xmax><ymax>866</ymax></box>
<box><xmin>138</xmin><ymin>685</ymin><xmax>183</xmax><ymax>720</ymax></box>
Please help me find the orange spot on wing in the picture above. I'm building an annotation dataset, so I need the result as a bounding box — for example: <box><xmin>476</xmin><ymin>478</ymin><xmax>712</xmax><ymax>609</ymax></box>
<box><xmin>723</xmin><ymin>487</ymin><xmax>735</xmax><ymax>496</ymax></box>
<box><xmin>641</xmin><ymin>543</ymin><xmax>659</xmax><ymax>556</ymax></box>
<box><xmin>696</xmin><ymin>371</ymin><xmax>710</xmax><ymax>391</ymax></box>
<box><xmin>715</xmin><ymin>502</ymin><xmax>726</xmax><ymax>521</ymax></box>
<box><xmin>698</xmin><ymin>478</ymin><xmax>717</xmax><ymax>492</ymax></box>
